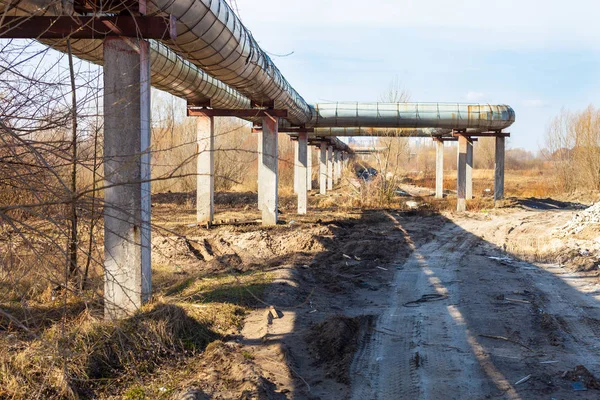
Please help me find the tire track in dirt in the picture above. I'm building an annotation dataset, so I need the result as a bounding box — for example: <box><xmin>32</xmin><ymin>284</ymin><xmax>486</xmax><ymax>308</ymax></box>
<box><xmin>350</xmin><ymin>216</ymin><xmax>496</xmax><ymax>400</ymax></box>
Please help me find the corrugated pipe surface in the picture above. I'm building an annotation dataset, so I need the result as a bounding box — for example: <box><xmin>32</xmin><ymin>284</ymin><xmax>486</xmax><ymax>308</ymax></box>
<box><xmin>148</xmin><ymin>0</ymin><xmax>312</xmax><ymax>125</ymax></box>
<box><xmin>312</xmin><ymin>127</ymin><xmax>452</xmax><ymax>137</ymax></box>
<box><xmin>0</xmin><ymin>1</ymin><xmax>251</xmax><ymax>109</ymax></box>
<box><xmin>308</xmin><ymin>103</ymin><xmax>515</xmax><ymax>131</ymax></box>
<box><xmin>46</xmin><ymin>39</ymin><xmax>252</xmax><ymax>109</ymax></box>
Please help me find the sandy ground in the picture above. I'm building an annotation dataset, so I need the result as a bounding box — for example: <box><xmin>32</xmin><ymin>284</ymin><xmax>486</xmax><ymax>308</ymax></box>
<box><xmin>350</xmin><ymin>206</ymin><xmax>600</xmax><ymax>400</ymax></box>
<box><xmin>149</xmin><ymin>191</ymin><xmax>600</xmax><ymax>399</ymax></box>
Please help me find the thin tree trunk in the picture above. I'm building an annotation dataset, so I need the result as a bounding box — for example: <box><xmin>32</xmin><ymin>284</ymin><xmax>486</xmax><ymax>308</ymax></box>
<box><xmin>66</xmin><ymin>39</ymin><xmax>78</xmax><ymax>280</ymax></box>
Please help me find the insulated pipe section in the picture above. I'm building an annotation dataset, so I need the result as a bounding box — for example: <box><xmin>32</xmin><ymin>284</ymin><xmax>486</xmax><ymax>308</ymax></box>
<box><xmin>312</xmin><ymin>127</ymin><xmax>452</xmax><ymax>137</ymax></box>
<box><xmin>308</xmin><ymin>103</ymin><xmax>515</xmax><ymax>131</ymax></box>
<box><xmin>147</xmin><ymin>0</ymin><xmax>312</xmax><ymax>125</ymax></box>
<box><xmin>45</xmin><ymin>39</ymin><xmax>252</xmax><ymax>109</ymax></box>
<box><xmin>0</xmin><ymin>1</ymin><xmax>251</xmax><ymax>109</ymax></box>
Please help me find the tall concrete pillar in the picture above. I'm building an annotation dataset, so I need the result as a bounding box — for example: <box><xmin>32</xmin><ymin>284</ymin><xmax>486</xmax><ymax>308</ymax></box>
<box><xmin>196</xmin><ymin>116</ymin><xmax>214</xmax><ymax>223</ymax></box>
<box><xmin>456</xmin><ymin>135</ymin><xmax>468</xmax><ymax>212</ymax></box>
<box><xmin>297</xmin><ymin>132</ymin><xmax>308</xmax><ymax>214</ymax></box>
<box><xmin>260</xmin><ymin>116</ymin><xmax>278</xmax><ymax>225</ymax></box>
<box><xmin>494</xmin><ymin>136</ymin><xmax>505</xmax><ymax>204</ymax></box>
<box><xmin>333</xmin><ymin>150</ymin><xmax>339</xmax><ymax>184</ymax></box>
<box><xmin>319</xmin><ymin>142</ymin><xmax>327</xmax><ymax>195</ymax></box>
<box><xmin>466</xmin><ymin>138</ymin><xmax>474</xmax><ymax>200</ymax></box>
<box><xmin>293</xmin><ymin>139</ymin><xmax>299</xmax><ymax>194</ymax></box>
<box><xmin>327</xmin><ymin>145</ymin><xmax>333</xmax><ymax>190</ymax></box>
<box><xmin>257</xmin><ymin>130</ymin><xmax>263</xmax><ymax>211</ymax></box>
<box><xmin>103</xmin><ymin>38</ymin><xmax>151</xmax><ymax>319</ymax></box>
<box><xmin>307</xmin><ymin>145</ymin><xmax>313</xmax><ymax>191</ymax></box>
<box><xmin>435</xmin><ymin>139</ymin><xmax>444</xmax><ymax>199</ymax></box>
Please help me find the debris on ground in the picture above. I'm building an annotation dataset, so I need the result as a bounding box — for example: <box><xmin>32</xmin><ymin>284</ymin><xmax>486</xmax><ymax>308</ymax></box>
<box><xmin>557</xmin><ymin>202</ymin><xmax>600</xmax><ymax>236</ymax></box>
<box><xmin>562</xmin><ymin>365</ymin><xmax>600</xmax><ymax>390</ymax></box>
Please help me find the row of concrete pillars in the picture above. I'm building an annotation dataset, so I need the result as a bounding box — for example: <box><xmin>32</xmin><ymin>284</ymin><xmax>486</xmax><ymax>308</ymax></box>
<box><xmin>434</xmin><ymin>135</ymin><xmax>505</xmax><ymax>212</ymax></box>
<box><xmin>101</xmin><ymin>38</ymin><xmax>350</xmax><ymax>318</ymax></box>
<box><xmin>100</xmin><ymin>37</ymin><xmax>505</xmax><ymax>318</ymax></box>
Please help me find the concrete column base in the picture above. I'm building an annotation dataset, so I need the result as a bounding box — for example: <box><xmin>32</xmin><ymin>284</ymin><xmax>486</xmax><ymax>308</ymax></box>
<box><xmin>260</xmin><ymin>117</ymin><xmax>278</xmax><ymax>225</ymax></box>
<box><xmin>297</xmin><ymin>132</ymin><xmax>308</xmax><ymax>214</ymax></box>
<box><xmin>466</xmin><ymin>138</ymin><xmax>474</xmax><ymax>200</ymax></box>
<box><xmin>327</xmin><ymin>145</ymin><xmax>333</xmax><ymax>190</ymax></box>
<box><xmin>319</xmin><ymin>143</ymin><xmax>327</xmax><ymax>195</ymax></box>
<box><xmin>103</xmin><ymin>38</ymin><xmax>152</xmax><ymax>319</ymax></box>
<box><xmin>307</xmin><ymin>145</ymin><xmax>313</xmax><ymax>191</ymax></box>
<box><xmin>494</xmin><ymin>136</ymin><xmax>505</xmax><ymax>206</ymax></box>
<box><xmin>456</xmin><ymin>135</ymin><xmax>468</xmax><ymax>212</ymax></box>
<box><xmin>196</xmin><ymin>115</ymin><xmax>214</xmax><ymax>223</ymax></box>
<box><xmin>435</xmin><ymin>139</ymin><xmax>444</xmax><ymax>199</ymax></box>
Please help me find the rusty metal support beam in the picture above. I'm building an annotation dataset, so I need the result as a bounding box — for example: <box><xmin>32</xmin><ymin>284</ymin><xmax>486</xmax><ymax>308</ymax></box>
<box><xmin>433</xmin><ymin>137</ymin><xmax>477</xmax><ymax>142</ymax></box>
<box><xmin>452</xmin><ymin>132</ymin><xmax>510</xmax><ymax>138</ymax></box>
<box><xmin>280</xmin><ymin>128</ymin><xmax>315</xmax><ymax>133</ymax></box>
<box><xmin>187</xmin><ymin>108</ymin><xmax>287</xmax><ymax>118</ymax></box>
<box><xmin>0</xmin><ymin>16</ymin><xmax>175</xmax><ymax>39</ymax></box>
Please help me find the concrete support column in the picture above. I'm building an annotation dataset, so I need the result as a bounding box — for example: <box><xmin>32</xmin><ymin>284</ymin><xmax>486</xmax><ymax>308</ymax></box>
<box><xmin>307</xmin><ymin>145</ymin><xmax>313</xmax><ymax>191</ymax></box>
<box><xmin>456</xmin><ymin>135</ymin><xmax>468</xmax><ymax>212</ymax></box>
<box><xmin>327</xmin><ymin>145</ymin><xmax>333</xmax><ymax>190</ymax></box>
<box><xmin>297</xmin><ymin>132</ymin><xmax>308</xmax><ymax>214</ymax></box>
<box><xmin>293</xmin><ymin>139</ymin><xmax>299</xmax><ymax>194</ymax></box>
<box><xmin>435</xmin><ymin>139</ymin><xmax>444</xmax><ymax>199</ymax></box>
<box><xmin>466</xmin><ymin>138</ymin><xmax>474</xmax><ymax>200</ymax></box>
<box><xmin>260</xmin><ymin>116</ymin><xmax>278</xmax><ymax>225</ymax></box>
<box><xmin>196</xmin><ymin>116</ymin><xmax>214</xmax><ymax>223</ymax></box>
<box><xmin>494</xmin><ymin>136</ymin><xmax>505</xmax><ymax>204</ymax></box>
<box><xmin>257</xmin><ymin>130</ymin><xmax>263</xmax><ymax>211</ymax></box>
<box><xmin>319</xmin><ymin>143</ymin><xmax>327</xmax><ymax>195</ymax></box>
<box><xmin>103</xmin><ymin>38</ymin><xmax>151</xmax><ymax>319</ymax></box>
<box><xmin>333</xmin><ymin>150</ymin><xmax>339</xmax><ymax>184</ymax></box>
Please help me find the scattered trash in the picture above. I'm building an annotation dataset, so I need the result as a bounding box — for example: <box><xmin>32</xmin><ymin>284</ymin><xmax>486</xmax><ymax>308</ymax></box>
<box><xmin>288</xmin><ymin>220</ymin><xmax>296</xmax><ymax>225</ymax></box>
<box><xmin>558</xmin><ymin>202</ymin><xmax>600</xmax><ymax>236</ymax></box>
<box><xmin>515</xmin><ymin>375</ymin><xmax>531</xmax><ymax>385</ymax></box>
<box><xmin>505</xmin><ymin>298</ymin><xmax>530</xmax><ymax>304</ymax></box>
<box><xmin>488</xmin><ymin>256</ymin><xmax>513</xmax><ymax>263</ymax></box>
<box><xmin>354</xmin><ymin>255</ymin><xmax>362</xmax><ymax>261</ymax></box>
<box><xmin>478</xmin><ymin>334</ymin><xmax>533</xmax><ymax>351</ymax></box>
<box><xmin>301</xmin><ymin>264</ymin><xmax>311</xmax><ymax>269</ymax></box>
<box><xmin>376</xmin><ymin>266</ymin><xmax>388</xmax><ymax>271</ymax></box>
<box><xmin>309</xmin><ymin>309</ymin><xmax>318</xmax><ymax>314</ymax></box>
<box><xmin>403</xmin><ymin>293</ymin><xmax>448</xmax><ymax>307</ymax></box>
<box><xmin>343</xmin><ymin>254</ymin><xmax>352</xmax><ymax>259</ymax></box>
<box><xmin>563</xmin><ymin>365</ymin><xmax>600</xmax><ymax>390</ymax></box>
<box><xmin>405</xmin><ymin>201</ymin><xmax>419</xmax><ymax>209</ymax></box>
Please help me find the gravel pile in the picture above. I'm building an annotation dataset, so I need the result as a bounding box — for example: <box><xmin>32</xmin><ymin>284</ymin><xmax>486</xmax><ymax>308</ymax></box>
<box><xmin>558</xmin><ymin>202</ymin><xmax>600</xmax><ymax>236</ymax></box>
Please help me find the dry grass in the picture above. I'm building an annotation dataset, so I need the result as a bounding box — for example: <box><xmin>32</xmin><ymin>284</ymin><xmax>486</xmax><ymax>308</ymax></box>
<box><xmin>0</xmin><ymin>254</ymin><xmax>272</xmax><ymax>399</ymax></box>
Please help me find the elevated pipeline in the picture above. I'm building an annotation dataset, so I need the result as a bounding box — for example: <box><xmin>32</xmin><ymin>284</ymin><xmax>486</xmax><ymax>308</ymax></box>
<box><xmin>311</xmin><ymin>127</ymin><xmax>452</xmax><ymax>137</ymax></box>
<box><xmin>308</xmin><ymin>103</ymin><xmax>515</xmax><ymax>131</ymax></box>
<box><xmin>0</xmin><ymin>1</ymin><xmax>251</xmax><ymax>109</ymax></box>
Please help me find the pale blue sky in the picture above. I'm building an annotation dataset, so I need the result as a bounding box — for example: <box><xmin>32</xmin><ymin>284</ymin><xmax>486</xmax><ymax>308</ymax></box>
<box><xmin>234</xmin><ymin>0</ymin><xmax>600</xmax><ymax>151</ymax></box>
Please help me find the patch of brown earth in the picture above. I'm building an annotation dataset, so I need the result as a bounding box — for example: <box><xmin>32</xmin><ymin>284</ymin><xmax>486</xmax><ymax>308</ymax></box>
<box><xmin>175</xmin><ymin>341</ymin><xmax>285</xmax><ymax>400</ymax></box>
<box><xmin>307</xmin><ymin>315</ymin><xmax>374</xmax><ymax>384</ymax></box>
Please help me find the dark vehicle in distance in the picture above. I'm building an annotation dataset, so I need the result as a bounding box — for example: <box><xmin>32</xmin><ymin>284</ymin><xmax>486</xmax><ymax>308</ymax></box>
<box><xmin>357</xmin><ymin>167</ymin><xmax>378</xmax><ymax>181</ymax></box>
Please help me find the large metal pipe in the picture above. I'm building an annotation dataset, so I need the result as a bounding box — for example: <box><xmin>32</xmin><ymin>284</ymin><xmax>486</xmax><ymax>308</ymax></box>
<box><xmin>312</xmin><ymin>127</ymin><xmax>452</xmax><ymax>137</ymax></box>
<box><xmin>45</xmin><ymin>38</ymin><xmax>252</xmax><ymax>109</ymax></box>
<box><xmin>147</xmin><ymin>0</ymin><xmax>313</xmax><ymax>125</ymax></box>
<box><xmin>0</xmin><ymin>1</ymin><xmax>251</xmax><ymax>109</ymax></box>
<box><xmin>308</xmin><ymin>103</ymin><xmax>515</xmax><ymax>131</ymax></box>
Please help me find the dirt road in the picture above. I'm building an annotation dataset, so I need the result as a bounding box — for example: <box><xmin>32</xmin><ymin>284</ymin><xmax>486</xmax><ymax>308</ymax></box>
<box><xmin>351</xmin><ymin>209</ymin><xmax>600</xmax><ymax>399</ymax></box>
